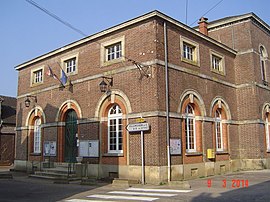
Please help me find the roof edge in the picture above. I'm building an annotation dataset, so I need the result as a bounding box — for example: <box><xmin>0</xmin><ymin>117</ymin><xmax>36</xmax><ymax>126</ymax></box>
<box><xmin>15</xmin><ymin>10</ymin><xmax>236</xmax><ymax>70</ymax></box>
<box><xmin>206</xmin><ymin>12</ymin><xmax>270</xmax><ymax>33</ymax></box>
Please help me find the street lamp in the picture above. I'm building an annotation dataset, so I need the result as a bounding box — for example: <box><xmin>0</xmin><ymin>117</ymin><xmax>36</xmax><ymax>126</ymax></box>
<box><xmin>25</xmin><ymin>95</ymin><xmax>37</xmax><ymax>107</ymax></box>
<box><xmin>99</xmin><ymin>77</ymin><xmax>113</xmax><ymax>93</ymax></box>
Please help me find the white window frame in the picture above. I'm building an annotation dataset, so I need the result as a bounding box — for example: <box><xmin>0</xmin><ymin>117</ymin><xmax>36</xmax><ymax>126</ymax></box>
<box><xmin>215</xmin><ymin>109</ymin><xmax>223</xmax><ymax>151</ymax></box>
<box><xmin>101</xmin><ymin>36</ymin><xmax>125</xmax><ymax>66</ymax></box>
<box><xmin>33</xmin><ymin>118</ymin><xmax>41</xmax><ymax>154</ymax></box>
<box><xmin>184</xmin><ymin>104</ymin><xmax>196</xmax><ymax>152</ymax></box>
<box><xmin>31</xmin><ymin>66</ymin><xmax>44</xmax><ymax>86</ymax></box>
<box><xmin>106</xmin><ymin>42</ymin><xmax>122</xmax><ymax>61</ymax></box>
<box><xmin>180</xmin><ymin>36</ymin><xmax>200</xmax><ymax>66</ymax></box>
<box><xmin>259</xmin><ymin>45</ymin><xmax>268</xmax><ymax>83</ymax></box>
<box><xmin>61</xmin><ymin>53</ymin><xmax>79</xmax><ymax>76</ymax></box>
<box><xmin>210</xmin><ymin>50</ymin><xmax>225</xmax><ymax>75</ymax></box>
<box><xmin>108</xmin><ymin>105</ymin><xmax>123</xmax><ymax>154</ymax></box>
<box><xmin>266</xmin><ymin>115</ymin><xmax>270</xmax><ymax>151</ymax></box>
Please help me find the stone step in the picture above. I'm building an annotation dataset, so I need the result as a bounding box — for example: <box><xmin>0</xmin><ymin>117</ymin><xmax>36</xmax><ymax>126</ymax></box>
<box><xmin>42</xmin><ymin>167</ymin><xmax>76</xmax><ymax>174</ymax></box>
<box><xmin>34</xmin><ymin>171</ymin><xmax>77</xmax><ymax>178</ymax></box>
<box><xmin>0</xmin><ymin>172</ymin><xmax>13</xmax><ymax>179</ymax></box>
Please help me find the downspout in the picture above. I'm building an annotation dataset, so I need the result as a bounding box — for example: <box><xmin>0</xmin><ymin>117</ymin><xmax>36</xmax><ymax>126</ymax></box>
<box><xmin>164</xmin><ymin>21</ymin><xmax>171</xmax><ymax>182</ymax></box>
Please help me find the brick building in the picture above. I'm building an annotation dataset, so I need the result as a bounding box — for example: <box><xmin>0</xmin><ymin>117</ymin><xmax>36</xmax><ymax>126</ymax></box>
<box><xmin>14</xmin><ymin>11</ymin><xmax>270</xmax><ymax>183</ymax></box>
<box><xmin>0</xmin><ymin>96</ymin><xmax>16</xmax><ymax>165</ymax></box>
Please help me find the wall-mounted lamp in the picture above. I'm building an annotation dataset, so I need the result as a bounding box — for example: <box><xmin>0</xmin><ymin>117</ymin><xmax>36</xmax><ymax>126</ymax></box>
<box><xmin>99</xmin><ymin>76</ymin><xmax>113</xmax><ymax>93</ymax></box>
<box><xmin>25</xmin><ymin>95</ymin><xmax>37</xmax><ymax>108</ymax></box>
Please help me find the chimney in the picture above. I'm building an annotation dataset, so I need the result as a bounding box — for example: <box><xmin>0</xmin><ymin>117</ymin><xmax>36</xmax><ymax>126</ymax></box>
<box><xmin>198</xmin><ymin>17</ymin><xmax>208</xmax><ymax>36</ymax></box>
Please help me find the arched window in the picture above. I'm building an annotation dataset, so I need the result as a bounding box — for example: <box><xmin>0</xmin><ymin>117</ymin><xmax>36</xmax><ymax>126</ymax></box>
<box><xmin>108</xmin><ymin>104</ymin><xmax>123</xmax><ymax>153</ymax></box>
<box><xmin>33</xmin><ymin>118</ymin><xmax>41</xmax><ymax>154</ymax></box>
<box><xmin>260</xmin><ymin>46</ymin><xmax>267</xmax><ymax>83</ymax></box>
<box><xmin>215</xmin><ymin>109</ymin><xmax>223</xmax><ymax>151</ymax></box>
<box><xmin>266</xmin><ymin>113</ymin><xmax>270</xmax><ymax>151</ymax></box>
<box><xmin>185</xmin><ymin>104</ymin><xmax>196</xmax><ymax>152</ymax></box>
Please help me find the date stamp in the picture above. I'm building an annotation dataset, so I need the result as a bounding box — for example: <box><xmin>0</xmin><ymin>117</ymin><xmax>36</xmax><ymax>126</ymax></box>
<box><xmin>207</xmin><ymin>179</ymin><xmax>249</xmax><ymax>188</ymax></box>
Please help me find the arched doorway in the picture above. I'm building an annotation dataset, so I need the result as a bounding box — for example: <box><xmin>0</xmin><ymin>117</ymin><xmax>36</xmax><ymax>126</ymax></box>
<box><xmin>64</xmin><ymin>109</ymin><xmax>78</xmax><ymax>163</ymax></box>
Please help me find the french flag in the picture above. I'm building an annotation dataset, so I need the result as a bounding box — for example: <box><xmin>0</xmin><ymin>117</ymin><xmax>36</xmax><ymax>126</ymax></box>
<box><xmin>46</xmin><ymin>66</ymin><xmax>58</xmax><ymax>80</ymax></box>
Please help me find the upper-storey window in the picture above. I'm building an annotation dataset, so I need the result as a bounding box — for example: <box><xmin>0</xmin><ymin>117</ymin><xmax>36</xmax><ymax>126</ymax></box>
<box><xmin>101</xmin><ymin>36</ymin><xmax>125</xmax><ymax>66</ymax></box>
<box><xmin>31</xmin><ymin>67</ymin><xmax>44</xmax><ymax>86</ymax></box>
<box><xmin>260</xmin><ymin>45</ymin><xmax>268</xmax><ymax>85</ymax></box>
<box><xmin>65</xmin><ymin>58</ymin><xmax>76</xmax><ymax>74</ymax></box>
<box><xmin>106</xmin><ymin>43</ymin><xmax>122</xmax><ymax>61</ymax></box>
<box><xmin>180</xmin><ymin>36</ymin><xmax>200</xmax><ymax>66</ymax></box>
<box><xmin>183</xmin><ymin>42</ymin><xmax>194</xmax><ymax>61</ymax></box>
<box><xmin>61</xmin><ymin>53</ymin><xmax>78</xmax><ymax>76</ymax></box>
<box><xmin>210</xmin><ymin>50</ymin><xmax>225</xmax><ymax>75</ymax></box>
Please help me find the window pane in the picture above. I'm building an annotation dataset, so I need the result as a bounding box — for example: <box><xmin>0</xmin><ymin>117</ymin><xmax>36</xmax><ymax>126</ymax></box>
<box><xmin>65</xmin><ymin>58</ymin><xmax>76</xmax><ymax>73</ymax></box>
<box><xmin>106</xmin><ymin>43</ymin><xmax>122</xmax><ymax>61</ymax></box>
<box><xmin>108</xmin><ymin>104</ymin><xmax>123</xmax><ymax>152</ymax></box>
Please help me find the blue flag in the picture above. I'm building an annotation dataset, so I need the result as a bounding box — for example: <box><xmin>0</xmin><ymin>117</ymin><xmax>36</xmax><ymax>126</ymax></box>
<box><xmin>60</xmin><ymin>69</ymin><xmax>67</xmax><ymax>85</ymax></box>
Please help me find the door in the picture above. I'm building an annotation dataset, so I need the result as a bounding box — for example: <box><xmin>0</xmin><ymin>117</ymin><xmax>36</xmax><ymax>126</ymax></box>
<box><xmin>64</xmin><ymin>110</ymin><xmax>78</xmax><ymax>163</ymax></box>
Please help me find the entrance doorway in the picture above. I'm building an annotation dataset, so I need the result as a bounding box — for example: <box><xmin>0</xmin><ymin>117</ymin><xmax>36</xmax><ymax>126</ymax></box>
<box><xmin>64</xmin><ymin>109</ymin><xmax>78</xmax><ymax>163</ymax></box>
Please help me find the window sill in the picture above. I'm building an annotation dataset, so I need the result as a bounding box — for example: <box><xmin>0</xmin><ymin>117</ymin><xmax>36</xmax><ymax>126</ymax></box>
<box><xmin>31</xmin><ymin>82</ymin><xmax>43</xmax><ymax>87</ymax></box>
<box><xmin>103</xmin><ymin>153</ymin><xmax>124</xmax><ymax>157</ymax></box>
<box><xmin>30</xmin><ymin>152</ymin><xmax>41</xmax><ymax>156</ymax></box>
<box><xmin>185</xmin><ymin>152</ymin><xmax>202</xmax><ymax>156</ymax></box>
<box><xmin>211</xmin><ymin>69</ymin><xmax>225</xmax><ymax>76</ymax></box>
<box><xmin>266</xmin><ymin>150</ymin><xmax>270</xmax><ymax>153</ymax></box>
<box><xmin>181</xmin><ymin>58</ymin><xmax>200</xmax><ymax>67</ymax></box>
<box><xmin>102</xmin><ymin>57</ymin><xmax>124</xmax><ymax>67</ymax></box>
<box><xmin>216</xmin><ymin>151</ymin><xmax>229</xmax><ymax>155</ymax></box>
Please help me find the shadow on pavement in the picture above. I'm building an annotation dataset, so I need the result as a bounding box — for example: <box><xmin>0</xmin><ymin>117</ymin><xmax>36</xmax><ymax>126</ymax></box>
<box><xmin>0</xmin><ymin>168</ymin><xmax>111</xmax><ymax>202</ymax></box>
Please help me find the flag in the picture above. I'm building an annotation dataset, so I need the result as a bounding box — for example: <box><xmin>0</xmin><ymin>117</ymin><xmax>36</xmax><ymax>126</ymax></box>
<box><xmin>60</xmin><ymin>69</ymin><xmax>67</xmax><ymax>85</ymax></box>
<box><xmin>46</xmin><ymin>66</ymin><xmax>58</xmax><ymax>80</ymax></box>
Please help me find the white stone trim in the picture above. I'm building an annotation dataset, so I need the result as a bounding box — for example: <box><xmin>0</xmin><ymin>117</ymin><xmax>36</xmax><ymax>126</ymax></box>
<box><xmin>56</xmin><ymin>99</ymin><xmax>82</xmax><ymax>121</ymax></box>
<box><xmin>25</xmin><ymin>106</ymin><xmax>46</xmax><ymax>126</ymax></box>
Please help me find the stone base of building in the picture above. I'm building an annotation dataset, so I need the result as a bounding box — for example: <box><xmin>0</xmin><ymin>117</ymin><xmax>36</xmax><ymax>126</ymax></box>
<box><xmin>14</xmin><ymin>159</ymin><xmax>270</xmax><ymax>184</ymax></box>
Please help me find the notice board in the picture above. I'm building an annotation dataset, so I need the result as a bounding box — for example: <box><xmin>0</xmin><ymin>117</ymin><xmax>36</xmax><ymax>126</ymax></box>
<box><xmin>170</xmin><ymin>138</ymin><xmax>181</xmax><ymax>155</ymax></box>
<box><xmin>43</xmin><ymin>141</ymin><xmax>57</xmax><ymax>156</ymax></box>
<box><xmin>79</xmin><ymin>140</ymin><xmax>99</xmax><ymax>157</ymax></box>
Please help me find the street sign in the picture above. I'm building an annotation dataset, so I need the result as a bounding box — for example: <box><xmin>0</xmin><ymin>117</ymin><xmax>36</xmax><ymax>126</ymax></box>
<box><xmin>126</xmin><ymin>122</ymin><xmax>150</xmax><ymax>132</ymax></box>
<box><xmin>136</xmin><ymin>118</ymin><xmax>145</xmax><ymax>123</ymax></box>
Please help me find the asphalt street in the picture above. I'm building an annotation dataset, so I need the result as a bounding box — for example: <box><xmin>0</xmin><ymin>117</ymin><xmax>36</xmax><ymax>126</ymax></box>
<box><xmin>1</xmin><ymin>166</ymin><xmax>270</xmax><ymax>202</ymax></box>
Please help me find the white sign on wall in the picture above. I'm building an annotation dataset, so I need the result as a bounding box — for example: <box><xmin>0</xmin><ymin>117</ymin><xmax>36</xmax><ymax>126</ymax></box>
<box><xmin>79</xmin><ymin>140</ymin><xmax>99</xmax><ymax>157</ymax></box>
<box><xmin>170</xmin><ymin>139</ymin><xmax>181</xmax><ymax>155</ymax></box>
<box><xmin>44</xmin><ymin>141</ymin><xmax>57</xmax><ymax>156</ymax></box>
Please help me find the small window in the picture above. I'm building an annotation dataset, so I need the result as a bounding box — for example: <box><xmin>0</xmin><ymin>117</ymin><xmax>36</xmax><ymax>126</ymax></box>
<box><xmin>106</xmin><ymin>43</ymin><xmax>122</xmax><ymax>61</ymax></box>
<box><xmin>31</xmin><ymin>67</ymin><xmax>44</xmax><ymax>86</ymax></box>
<box><xmin>34</xmin><ymin>70</ymin><xmax>43</xmax><ymax>83</ymax></box>
<box><xmin>61</xmin><ymin>54</ymin><xmax>79</xmax><ymax>76</ymax></box>
<box><xmin>210</xmin><ymin>51</ymin><xmax>225</xmax><ymax>75</ymax></box>
<box><xmin>183</xmin><ymin>42</ymin><xmax>194</xmax><ymax>61</ymax></box>
<box><xmin>180</xmin><ymin>36</ymin><xmax>200</xmax><ymax>66</ymax></box>
<box><xmin>100</xmin><ymin>36</ymin><xmax>125</xmax><ymax>66</ymax></box>
<box><xmin>65</xmin><ymin>58</ymin><xmax>76</xmax><ymax>74</ymax></box>
<box><xmin>212</xmin><ymin>55</ymin><xmax>222</xmax><ymax>71</ymax></box>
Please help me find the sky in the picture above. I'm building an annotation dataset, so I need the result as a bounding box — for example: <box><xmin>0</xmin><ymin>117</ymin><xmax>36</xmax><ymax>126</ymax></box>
<box><xmin>1</xmin><ymin>0</ymin><xmax>269</xmax><ymax>97</ymax></box>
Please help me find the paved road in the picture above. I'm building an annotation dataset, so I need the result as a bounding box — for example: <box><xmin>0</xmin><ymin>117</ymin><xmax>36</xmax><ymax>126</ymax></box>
<box><xmin>1</xmin><ymin>167</ymin><xmax>270</xmax><ymax>202</ymax></box>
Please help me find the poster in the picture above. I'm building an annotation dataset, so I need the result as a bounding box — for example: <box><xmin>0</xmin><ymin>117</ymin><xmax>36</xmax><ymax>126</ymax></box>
<box><xmin>170</xmin><ymin>139</ymin><xmax>181</xmax><ymax>155</ymax></box>
<box><xmin>43</xmin><ymin>141</ymin><xmax>56</xmax><ymax>156</ymax></box>
<box><xmin>79</xmin><ymin>140</ymin><xmax>99</xmax><ymax>157</ymax></box>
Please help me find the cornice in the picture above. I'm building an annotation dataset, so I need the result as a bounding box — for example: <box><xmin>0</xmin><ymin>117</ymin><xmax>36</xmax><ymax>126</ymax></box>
<box><xmin>15</xmin><ymin>10</ymin><xmax>236</xmax><ymax>70</ymax></box>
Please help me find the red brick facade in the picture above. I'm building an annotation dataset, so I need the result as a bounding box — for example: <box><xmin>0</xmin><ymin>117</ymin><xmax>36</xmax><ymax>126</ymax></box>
<box><xmin>14</xmin><ymin>11</ymin><xmax>270</xmax><ymax>182</ymax></box>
